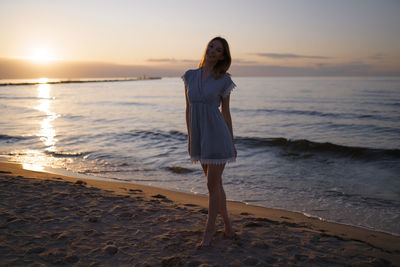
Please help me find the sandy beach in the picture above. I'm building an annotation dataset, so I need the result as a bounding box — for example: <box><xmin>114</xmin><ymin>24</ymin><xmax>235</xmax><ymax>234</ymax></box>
<box><xmin>0</xmin><ymin>162</ymin><xmax>399</xmax><ymax>266</ymax></box>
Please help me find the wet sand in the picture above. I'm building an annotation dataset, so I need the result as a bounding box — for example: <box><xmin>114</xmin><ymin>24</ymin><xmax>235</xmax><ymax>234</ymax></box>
<box><xmin>0</xmin><ymin>162</ymin><xmax>399</xmax><ymax>266</ymax></box>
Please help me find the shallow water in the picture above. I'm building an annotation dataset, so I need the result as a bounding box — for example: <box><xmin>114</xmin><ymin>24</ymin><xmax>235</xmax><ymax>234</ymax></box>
<box><xmin>1</xmin><ymin>76</ymin><xmax>399</xmax><ymax>235</ymax></box>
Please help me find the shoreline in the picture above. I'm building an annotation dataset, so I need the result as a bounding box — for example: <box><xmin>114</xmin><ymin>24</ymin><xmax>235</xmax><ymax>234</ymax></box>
<box><xmin>1</xmin><ymin>161</ymin><xmax>399</xmax><ymax>265</ymax></box>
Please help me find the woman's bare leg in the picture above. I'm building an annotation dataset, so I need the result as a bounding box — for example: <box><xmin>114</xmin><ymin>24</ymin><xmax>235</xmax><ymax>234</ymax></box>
<box><xmin>202</xmin><ymin>163</ymin><xmax>224</xmax><ymax>246</ymax></box>
<box><xmin>200</xmin><ymin>163</ymin><xmax>233</xmax><ymax>246</ymax></box>
<box><xmin>201</xmin><ymin>163</ymin><xmax>234</xmax><ymax>239</ymax></box>
<box><xmin>218</xmin><ymin>182</ymin><xmax>234</xmax><ymax>238</ymax></box>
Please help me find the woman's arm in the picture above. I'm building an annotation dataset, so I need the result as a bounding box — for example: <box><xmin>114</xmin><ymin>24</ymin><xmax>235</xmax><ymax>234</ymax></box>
<box><xmin>221</xmin><ymin>95</ymin><xmax>237</xmax><ymax>157</ymax></box>
<box><xmin>185</xmin><ymin>85</ymin><xmax>191</xmax><ymax>153</ymax></box>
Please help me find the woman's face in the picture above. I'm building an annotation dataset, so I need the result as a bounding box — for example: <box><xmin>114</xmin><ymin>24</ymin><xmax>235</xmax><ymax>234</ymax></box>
<box><xmin>205</xmin><ymin>40</ymin><xmax>224</xmax><ymax>64</ymax></box>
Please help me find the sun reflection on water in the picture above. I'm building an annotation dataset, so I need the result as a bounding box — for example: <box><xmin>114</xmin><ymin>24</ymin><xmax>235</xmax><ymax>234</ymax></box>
<box><xmin>36</xmin><ymin>83</ymin><xmax>59</xmax><ymax>152</ymax></box>
<box><xmin>22</xmin><ymin>163</ymin><xmax>45</xmax><ymax>172</ymax></box>
<box><xmin>14</xmin><ymin>81</ymin><xmax>62</xmax><ymax>172</ymax></box>
<box><xmin>38</xmin><ymin>77</ymin><xmax>49</xmax><ymax>84</ymax></box>
<box><xmin>37</xmin><ymin>82</ymin><xmax>51</xmax><ymax>99</ymax></box>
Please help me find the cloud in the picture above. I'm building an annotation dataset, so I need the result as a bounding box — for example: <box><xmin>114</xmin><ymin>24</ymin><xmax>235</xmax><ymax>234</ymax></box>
<box><xmin>230</xmin><ymin>61</ymin><xmax>400</xmax><ymax>77</ymax></box>
<box><xmin>255</xmin><ymin>53</ymin><xmax>330</xmax><ymax>60</ymax></box>
<box><xmin>233</xmin><ymin>59</ymin><xmax>259</xmax><ymax>65</ymax></box>
<box><xmin>147</xmin><ymin>58</ymin><xmax>177</xmax><ymax>63</ymax></box>
<box><xmin>312</xmin><ymin>62</ymin><xmax>374</xmax><ymax>75</ymax></box>
<box><xmin>147</xmin><ymin>58</ymin><xmax>198</xmax><ymax>64</ymax></box>
<box><xmin>181</xmin><ymin>59</ymin><xmax>199</xmax><ymax>63</ymax></box>
<box><xmin>369</xmin><ymin>53</ymin><xmax>386</xmax><ymax>60</ymax></box>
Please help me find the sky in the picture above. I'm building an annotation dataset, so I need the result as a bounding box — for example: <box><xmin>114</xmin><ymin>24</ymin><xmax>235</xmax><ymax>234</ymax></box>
<box><xmin>1</xmin><ymin>0</ymin><xmax>400</xmax><ymax>78</ymax></box>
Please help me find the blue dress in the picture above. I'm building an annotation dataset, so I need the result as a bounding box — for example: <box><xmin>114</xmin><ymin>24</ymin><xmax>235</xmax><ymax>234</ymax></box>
<box><xmin>182</xmin><ymin>68</ymin><xmax>236</xmax><ymax>164</ymax></box>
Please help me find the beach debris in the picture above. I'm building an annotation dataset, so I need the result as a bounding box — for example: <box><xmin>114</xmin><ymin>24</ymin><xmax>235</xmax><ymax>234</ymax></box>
<box><xmin>152</xmin><ymin>194</ymin><xmax>167</xmax><ymax>199</ymax></box>
<box><xmin>183</xmin><ymin>203</ymin><xmax>198</xmax><ymax>207</ymax></box>
<box><xmin>109</xmin><ymin>205</ymin><xmax>129</xmax><ymax>213</ymax></box>
<box><xmin>56</xmin><ymin>232</ymin><xmax>68</xmax><ymax>240</ymax></box>
<box><xmin>244</xmin><ymin>221</ymin><xmax>262</xmax><ymax>228</ymax></box>
<box><xmin>128</xmin><ymin>188</ymin><xmax>143</xmax><ymax>194</ymax></box>
<box><xmin>198</xmin><ymin>208</ymin><xmax>208</xmax><ymax>214</ymax></box>
<box><xmin>166</xmin><ymin>166</ymin><xmax>193</xmax><ymax>174</ymax></box>
<box><xmin>74</xmin><ymin>180</ymin><xmax>87</xmax><ymax>186</ymax></box>
<box><xmin>104</xmin><ymin>245</ymin><xmax>118</xmax><ymax>255</ymax></box>
<box><xmin>152</xmin><ymin>194</ymin><xmax>173</xmax><ymax>203</ymax></box>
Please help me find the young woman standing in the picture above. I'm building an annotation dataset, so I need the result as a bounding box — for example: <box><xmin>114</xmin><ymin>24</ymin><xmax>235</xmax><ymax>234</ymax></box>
<box><xmin>182</xmin><ymin>36</ymin><xmax>237</xmax><ymax>247</ymax></box>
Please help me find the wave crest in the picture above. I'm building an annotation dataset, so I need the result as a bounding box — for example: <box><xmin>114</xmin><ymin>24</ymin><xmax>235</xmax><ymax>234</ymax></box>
<box><xmin>235</xmin><ymin>136</ymin><xmax>400</xmax><ymax>160</ymax></box>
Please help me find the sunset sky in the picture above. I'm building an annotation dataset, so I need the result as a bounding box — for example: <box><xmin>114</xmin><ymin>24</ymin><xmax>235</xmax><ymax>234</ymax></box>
<box><xmin>1</xmin><ymin>0</ymin><xmax>400</xmax><ymax>78</ymax></box>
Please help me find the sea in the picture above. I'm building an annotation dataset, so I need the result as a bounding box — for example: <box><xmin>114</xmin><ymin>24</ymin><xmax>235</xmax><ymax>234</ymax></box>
<box><xmin>1</xmin><ymin>76</ymin><xmax>399</xmax><ymax>236</ymax></box>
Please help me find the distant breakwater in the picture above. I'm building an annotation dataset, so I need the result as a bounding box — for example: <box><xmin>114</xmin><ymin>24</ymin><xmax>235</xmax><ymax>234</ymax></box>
<box><xmin>0</xmin><ymin>76</ymin><xmax>161</xmax><ymax>86</ymax></box>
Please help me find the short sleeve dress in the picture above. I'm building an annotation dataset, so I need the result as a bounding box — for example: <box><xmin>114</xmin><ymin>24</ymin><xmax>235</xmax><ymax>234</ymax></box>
<box><xmin>182</xmin><ymin>68</ymin><xmax>236</xmax><ymax>164</ymax></box>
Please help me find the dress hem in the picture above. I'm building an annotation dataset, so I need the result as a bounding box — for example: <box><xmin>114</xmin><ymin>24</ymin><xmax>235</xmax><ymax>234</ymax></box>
<box><xmin>190</xmin><ymin>157</ymin><xmax>236</xmax><ymax>165</ymax></box>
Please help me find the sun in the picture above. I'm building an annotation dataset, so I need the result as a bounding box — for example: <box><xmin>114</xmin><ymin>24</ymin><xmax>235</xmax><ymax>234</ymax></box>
<box><xmin>29</xmin><ymin>46</ymin><xmax>57</xmax><ymax>64</ymax></box>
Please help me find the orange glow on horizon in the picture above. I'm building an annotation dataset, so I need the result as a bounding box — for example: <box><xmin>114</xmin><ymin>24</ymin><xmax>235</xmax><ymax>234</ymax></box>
<box><xmin>28</xmin><ymin>46</ymin><xmax>58</xmax><ymax>64</ymax></box>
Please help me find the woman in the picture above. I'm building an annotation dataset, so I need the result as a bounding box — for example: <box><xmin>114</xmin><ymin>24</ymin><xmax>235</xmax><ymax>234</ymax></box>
<box><xmin>182</xmin><ymin>36</ymin><xmax>237</xmax><ymax>247</ymax></box>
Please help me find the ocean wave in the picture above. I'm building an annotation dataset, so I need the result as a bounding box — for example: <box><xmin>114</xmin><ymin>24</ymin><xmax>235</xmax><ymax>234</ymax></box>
<box><xmin>117</xmin><ymin>101</ymin><xmax>152</xmax><ymax>106</ymax></box>
<box><xmin>44</xmin><ymin>151</ymin><xmax>86</xmax><ymax>158</ymax></box>
<box><xmin>86</xmin><ymin>101</ymin><xmax>153</xmax><ymax>107</ymax></box>
<box><xmin>117</xmin><ymin>129</ymin><xmax>187</xmax><ymax>142</ymax></box>
<box><xmin>231</xmin><ymin>107</ymin><xmax>396</xmax><ymax>122</ymax></box>
<box><xmin>235</xmin><ymin>136</ymin><xmax>400</xmax><ymax>160</ymax></box>
<box><xmin>114</xmin><ymin>129</ymin><xmax>400</xmax><ymax>161</ymax></box>
<box><xmin>0</xmin><ymin>134</ymin><xmax>33</xmax><ymax>142</ymax></box>
<box><xmin>0</xmin><ymin>96</ymin><xmax>40</xmax><ymax>100</ymax></box>
<box><xmin>325</xmin><ymin>189</ymin><xmax>400</xmax><ymax>208</ymax></box>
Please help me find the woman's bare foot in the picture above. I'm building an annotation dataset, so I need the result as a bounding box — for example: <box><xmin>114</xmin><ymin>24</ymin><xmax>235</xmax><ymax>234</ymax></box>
<box><xmin>224</xmin><ymin>220</ymin><xmax>235</xmax><ymax>238</ymax></box>
<box><xmin>200</xmin><ymin>228</ymin><xmax>216</xmax><ymax>247</ymax></box>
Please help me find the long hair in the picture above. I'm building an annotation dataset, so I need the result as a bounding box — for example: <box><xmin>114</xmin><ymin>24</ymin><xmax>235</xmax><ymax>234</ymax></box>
<box><xmin>199</xmin><ymin>36</ymin><xmax>232</xmax><ymax>79</ymax></box>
